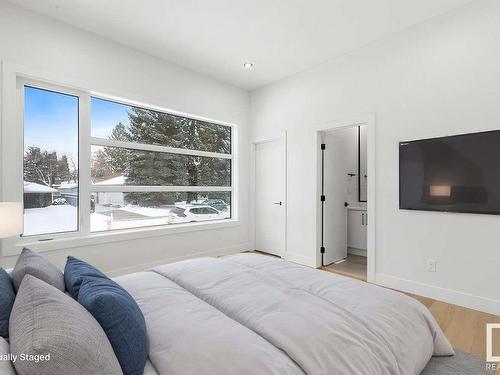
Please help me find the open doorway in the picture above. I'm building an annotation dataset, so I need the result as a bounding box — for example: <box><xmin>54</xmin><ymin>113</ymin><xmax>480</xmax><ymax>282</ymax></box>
<box><xmin>317</xmin><ymin>117</ymin><xmax>374</xmax><ymax>282</ymax></box>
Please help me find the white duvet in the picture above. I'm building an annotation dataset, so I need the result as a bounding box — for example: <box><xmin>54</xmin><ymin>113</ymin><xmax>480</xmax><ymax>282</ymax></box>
<box><xmin>115</xmin><ymin>254</ymin><xmax>453</xmax><ymax>375</ymax></box>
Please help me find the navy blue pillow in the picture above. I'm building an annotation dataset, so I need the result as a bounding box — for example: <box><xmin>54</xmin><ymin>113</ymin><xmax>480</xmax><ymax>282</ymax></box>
<box><xmin>64</xmin><ymin>256</ymin><xmax>107</xmax><ymax>299</ymax></box>
<box><xmin>78</xmin><ymin>276</ymin><xmax>149</xmax><ymax>375</ymax></box>
<box><xmin>0</xmin><ymin>267</ymin><xmax>15</xmax><ymax>338</ymax></box>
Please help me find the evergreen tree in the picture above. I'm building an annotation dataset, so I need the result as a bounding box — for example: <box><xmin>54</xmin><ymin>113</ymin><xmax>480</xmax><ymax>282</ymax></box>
<box><xmin>104</xmin><ymin>122</ymin><xmax>130</xmax><ymax>174</ymax></box>
<box><xmin>104</xmin><ymin>107</ymin><xmax>231</xmax><ymax>207</ymax></box>
<box><xmin>123</xmin><ymin>108</ymin><xmax>184</xmax><ymax>205</ymax></box>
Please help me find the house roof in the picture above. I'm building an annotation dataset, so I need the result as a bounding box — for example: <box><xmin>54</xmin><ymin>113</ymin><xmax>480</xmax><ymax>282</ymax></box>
<box><xmin>23</xmin><ymin>181</ymin><xmax>58</xmax><ymax>194</ymax></box>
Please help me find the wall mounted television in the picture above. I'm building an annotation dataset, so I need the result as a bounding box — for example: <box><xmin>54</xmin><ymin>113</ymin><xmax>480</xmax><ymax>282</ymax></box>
<box><xmin>399</xmin><ymin>129</ymin><xmax>500</xmax><ymax>215</ymax></box>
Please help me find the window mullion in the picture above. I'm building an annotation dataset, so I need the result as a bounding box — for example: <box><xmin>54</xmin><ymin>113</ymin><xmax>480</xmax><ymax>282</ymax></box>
<box><xmin>89</xmin><ymin>185</ymin><xmax>233</xmax><ymax>193</ymax></box>
<box><xmin>230</xmin><ymin>125</ymin><xmax>237</xmax><ymax>221</ymax></box>
<box><xmin>79</xmin><ymin>94</ymin><xmax>91</xmax><ymax>236</ymax></box>
<box><xmin>90</xmin><ymin>137</ymin><xmax>232</xmax><ymax>160</ymax></box>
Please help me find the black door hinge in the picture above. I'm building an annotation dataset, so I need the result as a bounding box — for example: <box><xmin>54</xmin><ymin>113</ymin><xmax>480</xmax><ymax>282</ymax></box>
<box><xmin>321</xmin><ymin>143</ymin><xmax>326</xmax><ymax>150</ymax></box>
<box><xmin>320</xmin><ymin>247</ymin><xmax>325</xmax><ymax>254</ymax></box>
<box><xmin>320</xmin><ymin>195</ymin><xmax>325</xmax><ymax>202</ymax></box>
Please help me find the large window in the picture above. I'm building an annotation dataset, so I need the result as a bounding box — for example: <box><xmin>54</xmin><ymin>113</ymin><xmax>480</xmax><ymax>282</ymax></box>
<box><xmin>21</xmin><ymin>81</ymin><xmax>233</xmax><ymax>239</ymax></box>
<box><xmin>89</xmin><ymin>98</ymin><xmax>232</xmax><ymax>232</ymax></box>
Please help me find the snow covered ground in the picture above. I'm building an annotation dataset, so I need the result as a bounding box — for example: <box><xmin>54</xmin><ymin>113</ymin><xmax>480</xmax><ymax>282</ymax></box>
<box><xmin>118</xmin><ymin>205</ymin><xmax>174</xmax><ymax>218</ymax></box>
<box><xmin>91</xmin><ymin>204</ymin><xmax>231</xmax><ymax>232</ymax></box>
<box><xmin>91</xmin><ymin>211</ymin><xmax>172</xmax><ymax>232</ymax></box>
<box><xmin>24</xmin><ymin>205</ymin><xmax>78</xmax><ymax>236</ymax></box>
<box><xmin>23</xmin><ymin>203</ymin><xmax>230</xmax><ymax>235</ymax></box>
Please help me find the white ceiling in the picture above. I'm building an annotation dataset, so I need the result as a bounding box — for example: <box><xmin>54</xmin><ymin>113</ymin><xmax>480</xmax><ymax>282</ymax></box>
<box><xmin>7</xmin><ymin>0</ymin><xmax>473</xmax><ymax>90</ymax></box>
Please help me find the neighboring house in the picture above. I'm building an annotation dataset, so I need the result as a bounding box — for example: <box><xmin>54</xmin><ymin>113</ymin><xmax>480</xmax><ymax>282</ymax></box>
<box><xmin>93</xmin><ymin>175</ymin><xmax>126</xmax><ymax>207</ymax></box>
<box><xmin>56</xmin><ymin>182</ymin><xmax>79</xmax><ymax>206</ymax></box>
<box><xmin>23</xmin><ymin>181</ymin><xmax>58</xmax><ymax>209</ymax></box>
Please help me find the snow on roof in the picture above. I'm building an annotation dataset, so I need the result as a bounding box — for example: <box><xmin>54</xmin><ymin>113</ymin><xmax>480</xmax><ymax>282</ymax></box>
<box><xmin>23</xmin><ymin>181</ymin><xmax>58</xmax><ymax>194</ymax></box>
<box><xmin>94</xmin><ymin>175</ymin><xmax>126</xmax><ymax>185</ymax></box>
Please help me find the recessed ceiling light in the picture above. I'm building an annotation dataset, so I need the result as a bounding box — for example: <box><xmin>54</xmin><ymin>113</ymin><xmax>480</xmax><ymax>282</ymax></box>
<box><xmin>243</xmin><ymin>62</ymin><xmax>253</xmax><ymax>69</ymax></box>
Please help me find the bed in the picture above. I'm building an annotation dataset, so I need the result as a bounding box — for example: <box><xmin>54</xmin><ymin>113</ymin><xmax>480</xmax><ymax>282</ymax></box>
<box><xmin>116</xmin><ymin>253</ymin><xmax>453</xmax><ymax>375</ymax></box>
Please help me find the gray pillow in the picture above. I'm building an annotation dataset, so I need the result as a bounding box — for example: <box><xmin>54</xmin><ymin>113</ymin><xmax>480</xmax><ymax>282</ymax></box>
<box><xmin>10</xmin><ymin>248</ymin><xmax>65</xmax><ymax>292</ymax></box>
<box><xmin>9</xmin><ymin>275</ymin><xmax>123</xmax><ymax>375</ymax></box>
<box><xmin>0</xmin><ymin>337</ymin><xmax>16</xmax><ymax>375</ymax></box>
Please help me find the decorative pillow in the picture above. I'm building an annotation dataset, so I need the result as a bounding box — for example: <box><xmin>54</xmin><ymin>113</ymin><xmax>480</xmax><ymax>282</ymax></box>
<box><xmin>9</xmin><ymin>275</ymin><xmax>123</xmax><ymax>375</ymax></box>
<box><xmin>79</xmin><ymin>276</ymin><xmax>149</xmax><ymax>375</ymax></box>
<box><xmin>10</xmin><ymin>248</ymin><xmax>65</xmax><ymax>292</ymax></box>
<box><xmin>0</xmin><ymin>268</ymin><xmax>15</xmax><ymax>338</ymax></box>
<box><xmin>64</xmin><ymin>256</ymin><xmax>107</xmax><ymax>299</ymax></box>
<box><xmin>0</xmin><ymin>337</ymin><xmax>16</xmax><ymax>375</ymax></box>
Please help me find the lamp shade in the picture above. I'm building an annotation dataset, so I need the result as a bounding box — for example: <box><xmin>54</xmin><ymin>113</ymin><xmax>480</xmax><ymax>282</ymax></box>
<box><xmin>0</xmin><ymin>202</ymin><xmax>23</xmax><ymax>239</ymax></box>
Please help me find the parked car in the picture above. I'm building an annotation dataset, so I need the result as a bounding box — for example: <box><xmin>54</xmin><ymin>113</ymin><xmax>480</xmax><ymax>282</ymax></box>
<box><xmin>52</xmin><ymin>197</ymin><xmax>68</xmax><ymax>205</ymax></box>
<box><xmin>201</xmin><ymin>199</ymin><xmax>228</xmax><ymax>212</ymax></box>
<box><xmin>168</xmin><ymin>205</ymin><xmax>225</xmax><ymax>224</ymax></box>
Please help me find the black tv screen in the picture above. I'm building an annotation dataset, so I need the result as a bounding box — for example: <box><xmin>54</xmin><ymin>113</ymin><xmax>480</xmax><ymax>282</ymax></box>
<box><xmin>399</xmin><ymin>130</ymin><xmax>500</xmax><ymax>215</ymax></box>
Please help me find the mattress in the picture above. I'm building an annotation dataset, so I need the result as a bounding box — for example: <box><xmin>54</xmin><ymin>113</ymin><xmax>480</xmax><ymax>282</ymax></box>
<box><xmin>115</xmin><ymin>253</ymin><xmax>453</xmax><ymax>375</ymax></box>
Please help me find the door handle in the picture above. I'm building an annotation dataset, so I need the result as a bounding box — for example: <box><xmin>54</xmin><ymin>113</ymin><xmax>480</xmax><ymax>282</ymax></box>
<box><xmin>361</xmin><ymin>213</ymin><xmax>365</xmax><ymax>225</ymax></box>
<box><xmin>274</xmin><ymin>202</ymin><xmax>282</xmax><ymax>206</ymax></box>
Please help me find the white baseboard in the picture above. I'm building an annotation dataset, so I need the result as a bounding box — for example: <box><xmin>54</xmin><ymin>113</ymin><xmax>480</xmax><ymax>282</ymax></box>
<box><xmin>375</xmin><ymin>273</ymin><xmax>500</xmax><ymax>315</ymax></box>
<box><xmin>285</xmin><ymin>252</ymin><xmax>316</xmax><ymax>268</ymax></box>
<box><xmin>107</xmin><ymin>243</ymin><xmax>251</xmax><ymax>277</ymax></box>
<box><xmin>347</xmin><ymin>248</ymin><xmax>367</xmax><ymax>257</ymax></box>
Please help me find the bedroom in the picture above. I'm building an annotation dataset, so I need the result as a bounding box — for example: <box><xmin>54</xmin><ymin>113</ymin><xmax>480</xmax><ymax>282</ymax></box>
<box><xmin>0</xmin><ymin>0</ymin><xmax>499</xmax><ymax>374</ymax></box>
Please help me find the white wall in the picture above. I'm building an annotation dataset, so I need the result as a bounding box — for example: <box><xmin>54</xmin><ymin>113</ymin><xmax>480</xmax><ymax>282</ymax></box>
<box><xmin>251</xmin><ymin>0</ymin><xmax>500</xmax><ymax>314</ymax></box>
<box><xmin>0</xmin><ymin>1</ymin><xmax>251</xmax><ymax>273</ymax></box>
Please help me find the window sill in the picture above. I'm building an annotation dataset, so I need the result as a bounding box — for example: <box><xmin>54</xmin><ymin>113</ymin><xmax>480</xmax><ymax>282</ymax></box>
<box><xmin>6</xmin><ymin>219</ymin><xmax>240</xmax><ymax>256</ymax></box>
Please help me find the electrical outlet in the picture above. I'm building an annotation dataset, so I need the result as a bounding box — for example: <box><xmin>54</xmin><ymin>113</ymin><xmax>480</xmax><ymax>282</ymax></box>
<box><xmin>426</xmin><ymin>259</ymin><xmax>437</xmax><ymax>272</ymax></box>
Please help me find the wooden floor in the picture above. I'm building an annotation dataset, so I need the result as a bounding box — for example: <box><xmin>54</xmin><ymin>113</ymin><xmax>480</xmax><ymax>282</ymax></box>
<box><xmin>322</xmin><ymin>255</ymin><xmax>500</xmax><ymax>363</ymax></box>
<box><xmin>409</xmin><ymin>293</ymin><xmax>500</xmax><ymax>361</ymax></box>
<box><xmin>323</xmin><ymin>254</ymin><xmax>367</xmax><ymax>281</ymax></box>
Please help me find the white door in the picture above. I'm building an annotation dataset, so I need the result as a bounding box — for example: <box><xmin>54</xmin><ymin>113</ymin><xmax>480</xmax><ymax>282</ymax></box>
<box><xmin>254</xmin><ymin>138</ymin><xmax>285</xmax><ymax>257</ymax></box>
<box><xmin>323</xmin><ymin>131</ymin><xmax>349</xmax><ymax>265</ymax></box>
